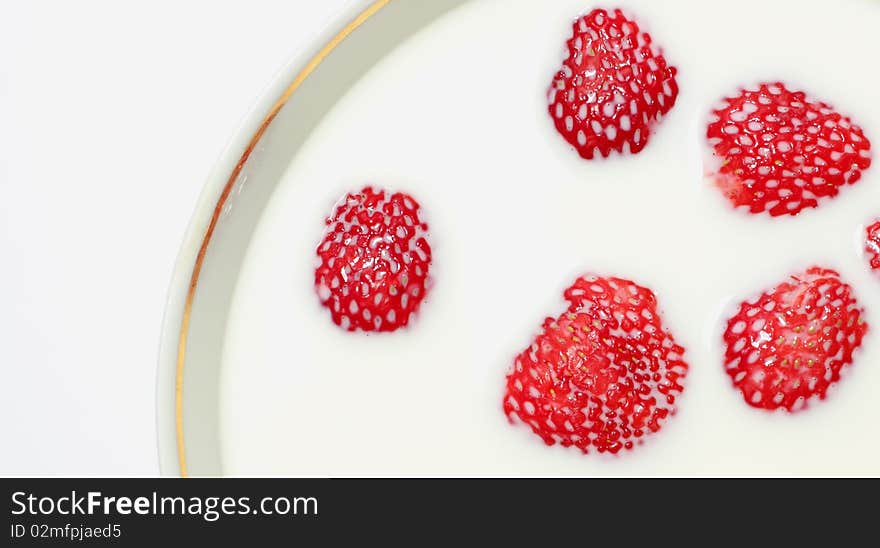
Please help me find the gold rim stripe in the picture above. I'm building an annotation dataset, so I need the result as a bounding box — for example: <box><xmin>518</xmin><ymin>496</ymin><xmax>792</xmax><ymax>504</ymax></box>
<box><xmin>175</xmin><ymin>0</ymin><xmax>391</xmax><ymax>477</ymax></box>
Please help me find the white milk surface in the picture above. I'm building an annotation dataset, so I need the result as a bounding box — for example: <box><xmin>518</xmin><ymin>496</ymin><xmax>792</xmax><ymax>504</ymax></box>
<box><xmin>220</xmin><ymin>0</ymin><xmax>880</xmax><ymax>475</ymax></box>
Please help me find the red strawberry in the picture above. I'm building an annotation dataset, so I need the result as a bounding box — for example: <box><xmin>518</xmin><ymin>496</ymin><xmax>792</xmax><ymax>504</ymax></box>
<box><xmin>503</xmin><ymin>275</ymin><xmax>688</xmax><ymax>454</ymax></box>
<box><xmin>865</xmin><ymin>220</ymin><xmax>880</xmax><ymax>271</ymax></box>
<box><xmin>548</xmin><ymin>8</ymin><xmax>679</xmax><ymax>159</ymax></box>
<box><xmin>315</xmin><ymin>186</ymin><xmax>432</xmax><ymax>332</ymax></box>
<box><xmin>706</xmin><ymin>82</ymin><xmax>872</xmax><ymax>217</ymax></box>
<box><xmin>723</xmin><ymin>267</ymin><xmax>868</xmax><ymax>412</ymax></box>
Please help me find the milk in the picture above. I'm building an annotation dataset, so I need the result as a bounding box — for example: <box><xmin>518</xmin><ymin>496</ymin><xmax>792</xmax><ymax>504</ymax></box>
<box><xmin>220</xmin><ymin>0</ymin><xmax>880</xmax><ymax>475</ymax></box>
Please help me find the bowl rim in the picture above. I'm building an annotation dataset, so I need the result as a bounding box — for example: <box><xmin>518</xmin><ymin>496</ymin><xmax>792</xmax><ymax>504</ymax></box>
<box><xmin>155</xmin><ymin>0</ymin><xmax>391</xmax><ymax>477</ymax></box>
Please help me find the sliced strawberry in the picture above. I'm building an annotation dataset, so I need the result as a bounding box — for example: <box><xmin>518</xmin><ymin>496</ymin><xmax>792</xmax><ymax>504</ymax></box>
<box><xmin>504</xmin><ymin>275</ymin><xmax>688</xmax><ymax>454</ymax></box>
<box><xmin>865</xmin><ymin>220</ymin><xmax>880</xmax><ymax>271</ymax></box>
<box><xmin>315</xmin><ymin>186</ymin><xmax>432</xmax><ymax>332</ymax></box>
<box><xmin>706</xmin><ymin>82</ymin><xmax>872</xmax><ymax>217</ymax></box>
<box><xmin>548</xmin><ymin>8</ymin><xmax>679</xmax><ymax>159</ymax></box>
<box><xmin>723</xmin><ymin>267</ymin><xmax>868</xmax><ymax>411</ymax></box>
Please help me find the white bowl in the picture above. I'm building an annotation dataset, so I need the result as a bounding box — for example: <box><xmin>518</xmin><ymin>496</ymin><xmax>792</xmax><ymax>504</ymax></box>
<box><xmin>158</xmin><ymin>0</ymin><xmax>880</xmax><ymax>476</ymax></box>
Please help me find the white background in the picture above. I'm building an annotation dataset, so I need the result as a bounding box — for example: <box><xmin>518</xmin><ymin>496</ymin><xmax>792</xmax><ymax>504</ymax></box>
<box><xmin>0</xmin><ymin>0</ymin><xmax>352</xmax><ymax>475</ymax></box>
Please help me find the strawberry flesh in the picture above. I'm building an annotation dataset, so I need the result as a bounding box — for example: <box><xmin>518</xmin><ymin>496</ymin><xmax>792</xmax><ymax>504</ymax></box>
<box><xmin>723</xmin><ymin>267</ymin><xmax>868</xmax><ymax>411</ymax></box>
<box><xmin>548</xmin><ymin>8</ymin><xmax>679</xmax><ymax>159</ymax></box>
<box><xmin>865</xmin><ymin>220</ymin><xmax>880</xmax><ymax>272</ymax></box>
<box><xmin>504</xmin><ymin>275</ymin><xmax>688</xmax><ymax>454</ymax></box>
<box><xmin>707</xmin><ymin>82</ymin><xmax>872</xmax><ymax>217</ymax></box>
<box><xmin>315</xmin><ymin>186</ymin><xmax>431</xmax><ymax>332</ymax></box>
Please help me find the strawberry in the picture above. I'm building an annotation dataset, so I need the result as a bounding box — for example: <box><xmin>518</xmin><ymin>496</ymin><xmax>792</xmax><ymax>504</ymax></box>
<box><xmin>315</xmin><ymin>186</ymin><xmax>432</xmax><ymax>332</ymax></box>
<box><xmin>706</xmin><ymin>82</ymin><xmax>872</xmax><ymax>217</ymax></box>
<box><xmin>548</xmin><ymin>8</ymin><xmax>679</xmax><ymax>159</ymax></box>
<box><xmin>865</xmin><ymin>220</ymin><xmax>880</xmax><ymax>271</ymax></box>
<box><xmin>722</xmin><ymin>267</ymin><xmax>868</xmax><ymax>412</ymax></box>
<box><xmin>503</xmin><ymin>275</ymin><xmax>688</xmax><ymax>454</ymax></box>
